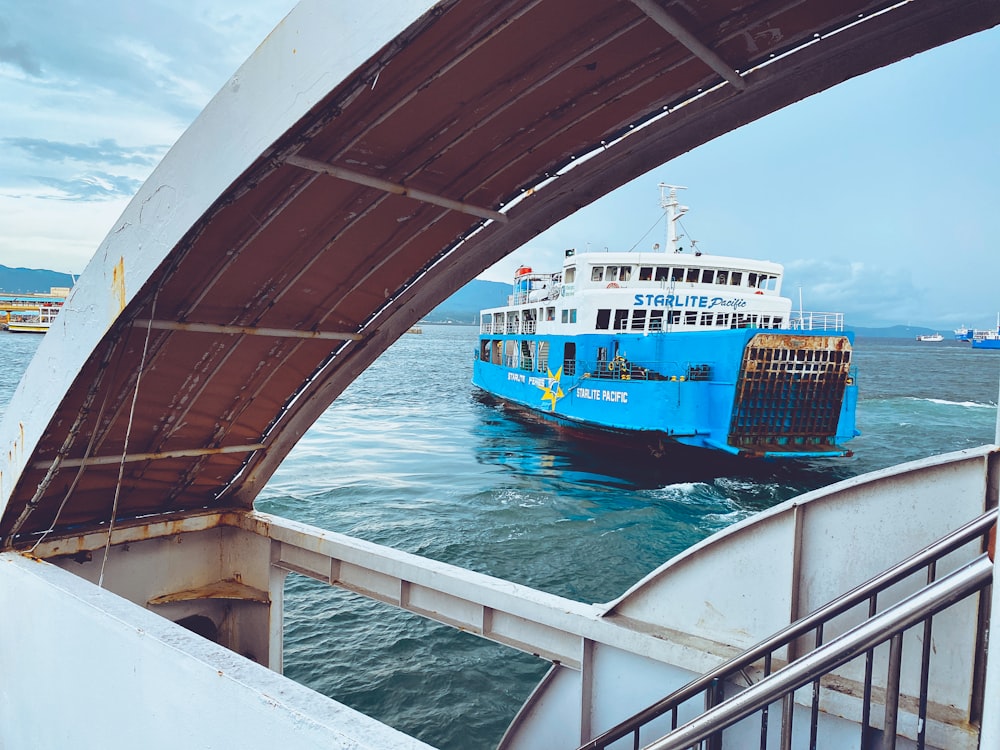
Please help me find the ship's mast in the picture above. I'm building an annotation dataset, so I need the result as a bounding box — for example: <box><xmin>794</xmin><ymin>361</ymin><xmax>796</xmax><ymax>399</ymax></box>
<box><xmin>658</xmin><ymin>183</ymin><xmax>688</xmax><ymax>253</ymax></box>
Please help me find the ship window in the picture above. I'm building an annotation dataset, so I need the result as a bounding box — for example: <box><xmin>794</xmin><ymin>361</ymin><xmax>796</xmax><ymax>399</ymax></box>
<box><xmin>715</xmin><ymin>313</ymin><xmax>727</xmax><ymax>326</ymax></box>
<box><xmin>667</xmin><ymin>310</ymin><xmax>681</xmax><ymax>325</ymax></box>
<box><xmin>561</xmin><ymin>309</ymin><xmax>568</xmax><ymax>323</ymax></box>
<box><xmin>546</xmin><ymin>307</ymin><xmax>555</xmax><ymax>321</ymax></box>
<box><xmin>591</xmin><ymin>266</ymin><xmax>604</xmax><ymax>282</ymax></box>
<box><xmin>649</xmin><ymin>310</ymin><xmax>664</xmax><ymax>331</ymax></box>
<box><xmin>773</xmin><ymin>316</ymin><xmax>783</xmax><ymax>327</ymax></box>
<box><xmin>684</xmin><ymin>311</ymin><xmax>698</xmax><ymax>325</ymax></box>
<box><xmin>480</xmin><ymin>340</ymin><xmax>490</xmax><ymax>362</ymax></box>
<box><xmin>563</xmin><ymin>342</ymin><xmax>576</xmax><ymax>376</ymax></box>
<box><xmin>716</xmin><ymin>270</ymin><xmax>728</xmax><ymax>284</ymax></box>
<box><xmin>492</xmin><ymin>340</ymin><xmax>502</xmax><ymax>364</ymax></box>
<box><xmin>763</xmin><ymin>274</ymin><xmax>777</xmax><ymax>290</ymax></box>
<box><xmin>596</xmin><ymin>309</ymin><xmax>611</xmax><ymax>329</ymax></box>
<box><xmin>504</xmin><ymin>339</ymin><xmax>517</xmax><ymax>367</ymax></box>
<box><xmin>613</xmin><ymin>309</ymin><xmax>629</xmax><ymax>330</ymax></box>
<box><xmin>619</xmin><ymin>266</ymin><xmax>632</xmax><ymax>281</ymax></box>
<box><xmin>670</xmin><ymin>267</ymin><xmax>684</xmax><ymax>282</ymax></box>
<box><xmin>607</xmin><ymin>265</ymin><xmax>619</xmax><ymax>281</ymax></box>
<box><xmin>700</xmin><ymin>312</ymin><xmax>713</xmax><ymax>326</ymax></box>
<box><xmin>701</xmin><ymin>269</ymin><xmax>715</xmax><ymax>284</ymax></box>
<box><xmin>564</xmin><ymin>267</ymin><xmax>576</xmax><ymax>283</ymax></box>
<box><xmin>631</xmin><ymin>309</ymin><xmax>646</xmax><ymax>330</ymax></box>
<box><xmin>639</xmin><ymin>266</ymin><xmax>653</xmax><ymax>281</ymax></box>
<box><xmin>653</xmin><ymin>267</ymin><xmax>668</xmax><ymax>282</ymax></box>
<box><xmin>569</xmin><ymin>309</ymin><xmax>577</xmax><ymax>323</ymax></box>
<box><xmin>730</xmin><ymin>271</ymin><xmax>742</xmax><ymax>286</ymax></box>
<box><xmin>748</xmin><ymin>273</ymin><xmax>759</xmax><ymax>288</ymax></box>
<box><xmin>761</xmin><ymin>315</ymin><xmax>771</xmax><ymax>328</ymax></box>
<box><xmin>686</xmin><ymin>268</ymin><xmax>699</xmax><ymax>283</ymax></box>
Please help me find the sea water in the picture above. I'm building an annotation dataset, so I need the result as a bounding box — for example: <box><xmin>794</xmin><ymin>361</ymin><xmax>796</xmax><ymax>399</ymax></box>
<box><xmin>1</xmin><ymin>327</ymin><xmax>997</xmax><ymax>748</ymax></box>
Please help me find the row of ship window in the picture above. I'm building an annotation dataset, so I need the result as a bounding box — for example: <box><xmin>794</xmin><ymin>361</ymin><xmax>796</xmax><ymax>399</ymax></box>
<box><xmin>598</xmin><ymin>308</ymin><xmax>785</xmax><ymax>331</ymax></box>
<box><xmin>578</xmin><ymin>264</ymin><xmax>779</xmax><ymax>289</ymax></box>
<box><xmin>481</xmin><ymin>308</ymin><xmax>785</xmax><ymax>332</ymax></box>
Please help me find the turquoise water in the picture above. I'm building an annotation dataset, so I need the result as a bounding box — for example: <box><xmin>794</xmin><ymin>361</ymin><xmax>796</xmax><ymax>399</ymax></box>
<box><xmin>2</xmin><ymin>327</ymin><xmax>997</xmax><ymax>748</ymax></box>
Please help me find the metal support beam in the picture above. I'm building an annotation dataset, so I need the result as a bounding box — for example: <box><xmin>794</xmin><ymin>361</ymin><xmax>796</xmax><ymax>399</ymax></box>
<box><xmin>285</xmin><ymin>154</ymin><xmax>509</xmax><ymax>223</ymax></box>
<box><xmin>34</xmin><ymin>443</ymin><xmax>265</xmax><ymax>470</ymax></box>
<box><xmin>133</xmin><ymin>319</ymin><xmax>362</xmax><ymax>341</ymax></box>
<box><xmin>628</xmin><ymin>0</ymin><xmax>746</xmax><ymax>90</ymax></box>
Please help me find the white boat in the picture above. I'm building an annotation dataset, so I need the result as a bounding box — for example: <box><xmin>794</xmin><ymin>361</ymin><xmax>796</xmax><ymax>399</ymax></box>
<box><xmin>915</xmin><ymin>332</ymin><xmax>943</xmax><ymax>342</ymax></box>
<box><xmin>1</xmin><ymin>3</ymin><xmax>997</xmax><ymax>750</ymax></box>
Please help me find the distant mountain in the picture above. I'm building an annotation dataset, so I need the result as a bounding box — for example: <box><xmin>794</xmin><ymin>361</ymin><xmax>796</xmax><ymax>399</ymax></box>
<box><xmin>423</xmin><ymin>279</ymin><xmax>510</xmax><ymax>324</ymax></box>
<box><xmin>0</xmin><ymin>265</ymin><xmax>75</xmax><ymax>294</ymax></box>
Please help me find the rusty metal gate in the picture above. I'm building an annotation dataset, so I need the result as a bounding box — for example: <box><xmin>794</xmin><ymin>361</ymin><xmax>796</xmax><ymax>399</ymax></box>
<box><xmin>728</xmin><ymin>334</ymin><xmax>853</xmax><ymax>454</ymax></box>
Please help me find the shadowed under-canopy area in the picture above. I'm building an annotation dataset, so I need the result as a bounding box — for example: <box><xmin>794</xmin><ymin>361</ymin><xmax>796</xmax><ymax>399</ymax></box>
<box><xmin>1</xmin><ymin>0</ymin><xmax>997</xmax><ymax>546</ymax></box>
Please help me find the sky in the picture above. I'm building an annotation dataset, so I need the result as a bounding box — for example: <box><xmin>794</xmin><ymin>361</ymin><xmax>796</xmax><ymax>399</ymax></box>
<box><xmin>1</xmin><ymin>2</ymin><xmax>998</xmax><ymax>329</ymax></box>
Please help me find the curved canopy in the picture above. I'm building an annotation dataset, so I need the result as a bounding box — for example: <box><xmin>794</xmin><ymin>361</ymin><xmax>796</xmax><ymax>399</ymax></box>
<box><xmin>2</xmin><ymin>0</ymin><xmax>997</xmax><ymax>546</ymax></box>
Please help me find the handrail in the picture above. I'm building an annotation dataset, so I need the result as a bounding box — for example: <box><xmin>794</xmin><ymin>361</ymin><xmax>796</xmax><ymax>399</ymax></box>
<box><xmin>645</xmin><ymin>553</ymin><xmax>994</xmax><ymax>750</ymax></box>
<box><xmin>580</xmin><ymin>507</ymin><xmax>997</xmax><ymax>750</ymax></box>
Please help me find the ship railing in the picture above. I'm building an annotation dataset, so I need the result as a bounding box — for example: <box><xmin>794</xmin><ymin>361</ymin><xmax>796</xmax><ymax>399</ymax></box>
<box><xmin>578</xmin><ymin>358</ymin><xmax>711</xmax><ymax>383</ymax></box>
<box><xmin>789</xmin><ymin>311</ymin><xmax>844</xmax><ymax>332</ymax></box>
<box><xmin>578</xmin><ymin>507</ymin><xmax>996</xmax><ymax>750</ymax></box>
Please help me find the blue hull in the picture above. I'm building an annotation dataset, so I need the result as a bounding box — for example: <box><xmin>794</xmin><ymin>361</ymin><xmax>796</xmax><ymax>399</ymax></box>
<box><xmin>971</xmin><ymin>338</ymin><xmax>1000</xmax><ymax>350</ymax></box>
<box><xmin>473</xmin><ymin>328</ymin><xmax>858</xmax><ymax>459</ymax></box>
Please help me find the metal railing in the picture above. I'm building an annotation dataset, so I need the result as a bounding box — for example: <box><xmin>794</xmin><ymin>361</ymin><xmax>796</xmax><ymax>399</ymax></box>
<box><xmin>790</xmin><ymin>311</ymin><xmax>845</xmax><ymax>332</ymax></box>
<box><xmin>580</xmin><ymin>509</ymin><xmax>996</xmax><ymax>750</ymax></box>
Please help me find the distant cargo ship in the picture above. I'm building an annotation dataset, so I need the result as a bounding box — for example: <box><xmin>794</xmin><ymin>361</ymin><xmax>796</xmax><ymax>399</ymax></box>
<box><xmin>472</xmin><ymin>185</ymin><xmax>859</xmax><ymax>458</ymax></box>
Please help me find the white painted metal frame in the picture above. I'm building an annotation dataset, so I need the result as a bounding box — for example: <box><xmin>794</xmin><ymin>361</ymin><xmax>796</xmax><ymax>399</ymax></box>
<box><xmin>12</xmin><ymin>444</ymin><xmax>995</xmax><ymax>750</ymax></box>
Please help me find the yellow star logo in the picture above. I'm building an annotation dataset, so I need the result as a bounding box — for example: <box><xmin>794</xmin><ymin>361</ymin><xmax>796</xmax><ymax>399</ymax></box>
<box><xmin>538</xmin><ymin>366</ymin><xmax>565</xmax><ymax>411</ymax></box>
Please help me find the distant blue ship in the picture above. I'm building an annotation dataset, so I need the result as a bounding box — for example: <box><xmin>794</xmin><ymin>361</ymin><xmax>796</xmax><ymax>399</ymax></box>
<box><xmin>472</xmin><ymin>185</ymin><xmax>859</xmax><ymax>458</ymax></box>
<box><xmin>970</xmin><ymin>314</ymin><xmax>1000</xmax><ymax>350</ymax></box>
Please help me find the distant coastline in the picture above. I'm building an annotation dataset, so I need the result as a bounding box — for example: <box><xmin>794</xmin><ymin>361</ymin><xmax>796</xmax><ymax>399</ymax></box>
<box><xmin>0</xmin><ymin>266</ymin><xmax>963</xmax><ymax>338</ymax></box>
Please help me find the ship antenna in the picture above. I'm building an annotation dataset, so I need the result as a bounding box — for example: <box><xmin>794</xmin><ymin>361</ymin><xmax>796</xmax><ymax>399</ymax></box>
<box><xmin>658</xmin><ymin>182</ymin><xmax>688</xmax><ymax>253</ymax></box>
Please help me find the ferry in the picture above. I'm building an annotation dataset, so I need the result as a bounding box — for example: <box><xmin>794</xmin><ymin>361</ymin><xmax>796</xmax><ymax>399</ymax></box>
<box><xmin>954</xmin><ymin>325</ymin><xmax>974</xmax><ymax>341</ymax></box>
<box><xmin>472</xmin><ymin>185</ymin><xmax>859</xmax><ymax>459</ymax></box>
<box><xmin>916</xmin><ymin>332</ymin><xmax>944</xmax><ymax>342</ymax></box>
<box><xmin>5</xmin><ymin>304</ymin><xmax>60</xmax><ymax>334</ymax></box>
<box><xmin>971</xmin><ymin>314</ymin><xmax>1000</xmax><ymax>350</ymax></box>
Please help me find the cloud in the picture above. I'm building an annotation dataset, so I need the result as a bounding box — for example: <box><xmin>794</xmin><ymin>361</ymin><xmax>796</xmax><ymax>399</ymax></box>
<box><xmin>0</xmin><ymin>137</ymin><xmax>162</xmax><ymax>202</ymax></box>
<box><xmin>784</xmin><ymin>259</ymin><xmax>927</xmax><ymax>328</ymax></box>
<box><xmin>32</xmin><ymin>172</ymin><xmax>145</xmax><ymax>201</ymax></box>
<box><xmin>0</xmin><ymin>19</ymin><xmax>42</xmax><ymax>77</ymax></box>
<box><xmin>2</xmin><ymin>137</ymin><xmax>162</xmax><ymax>168</ymax></box>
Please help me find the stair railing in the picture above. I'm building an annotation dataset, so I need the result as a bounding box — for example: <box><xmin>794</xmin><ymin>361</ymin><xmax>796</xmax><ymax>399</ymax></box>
<box><xmin>580</xmin><ymin>508</ymin><xmax>996</xmax><ymax>750</ymax></box>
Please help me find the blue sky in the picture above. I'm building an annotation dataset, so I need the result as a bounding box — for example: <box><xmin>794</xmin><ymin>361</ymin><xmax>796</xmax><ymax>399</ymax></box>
<box><xmin>1</xmin><ymin>2</ymin><xmax>997</xmax><ymax>328</ymax></box>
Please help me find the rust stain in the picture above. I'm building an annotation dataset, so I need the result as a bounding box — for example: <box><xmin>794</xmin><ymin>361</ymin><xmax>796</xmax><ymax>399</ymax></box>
<box><xmin>112</xmin><ymin>256</ymin><xmax>126</xmax><ymax>314</ymax></box>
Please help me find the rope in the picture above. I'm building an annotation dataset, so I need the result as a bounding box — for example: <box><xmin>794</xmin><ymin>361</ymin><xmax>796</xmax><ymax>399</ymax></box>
<box><xmin>97</xmin><ymin>294</ymin><xmax>158</xmax><ymax>587</ymax></box>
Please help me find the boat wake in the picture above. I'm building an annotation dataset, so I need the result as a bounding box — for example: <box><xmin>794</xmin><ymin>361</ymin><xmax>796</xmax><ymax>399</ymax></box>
<box><xmin>905</xmin><ymin>396</ymin><xmax>995</xmax><ymax>409</ymax></box>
